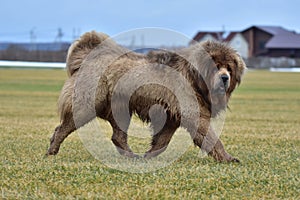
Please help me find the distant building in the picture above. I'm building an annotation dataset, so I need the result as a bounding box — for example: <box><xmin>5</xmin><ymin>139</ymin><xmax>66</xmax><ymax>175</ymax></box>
<box><xmin>241</xmin><ymin>25</ymin><xmax>300</xmax><ymax>58</ymax></box>
<box><xmin>191</xmin><ymin>26</ymin><xmax>300</xmax><ymax>58</ymax></box>
<box><xmin>189</xmin><ymin>31</ymin><xmax>223</xmax><ymax>45</ymax></box>
<box><xmin>224</xmin><ymin>32</ymin><xmax>249</xmax><ymax>58</ymax></box>
<box><xmin>190</xmin><ymin>31</ymin><xmax>248</xmax><ymax>58</ymax></box>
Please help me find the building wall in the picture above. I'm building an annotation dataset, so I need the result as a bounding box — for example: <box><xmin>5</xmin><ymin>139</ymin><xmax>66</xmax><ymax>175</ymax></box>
<box><xmin>242</xmin><ymin>27</ymin><xmax>273</xmax><ymax>57</ymax></box>
<box><xmin>241</xmin><ymin>29</ymin><xmax>253</xmax><ymax>57</ymax></box>
<box><xmin>228</xmin><ymin>33</ymin><xmax>249</xmax><ymax>58</ymax></box>
<box><xmin>253</xmin><ymin>29</ymin><xmax>272</xmax><ymax>56</ymax></box>
<box><xmin>267</xmin><ymin>49</ymin><xmax>300</xmax><ymax>58</ymax></box>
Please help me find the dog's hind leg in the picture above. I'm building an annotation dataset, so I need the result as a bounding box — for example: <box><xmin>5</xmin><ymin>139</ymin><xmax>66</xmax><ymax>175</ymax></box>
<box><xmin>46</xmin><ymin>113</ymin><xmax>76</xmax><ymax>156</ymax></box>
<box><xmin>144</xmin><ymin>119</ymin><xmax>179</xmax><ymax>158</ymax></box>
<box><xmin>108</xmin><ymin>116</ymin><xmax>137</xmax><ymax>158</ymax></box>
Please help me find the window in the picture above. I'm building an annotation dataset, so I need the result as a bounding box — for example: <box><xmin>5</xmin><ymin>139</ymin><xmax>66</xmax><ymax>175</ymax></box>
<box><xmin>259</xmin><ymin>41</ymin><xmax>266</xmax><ymax>50</ymax></box>
<box><xmin>235</xmin><ymin>39</ymin><xmax>241</xmax><ymax>48</ymax></box>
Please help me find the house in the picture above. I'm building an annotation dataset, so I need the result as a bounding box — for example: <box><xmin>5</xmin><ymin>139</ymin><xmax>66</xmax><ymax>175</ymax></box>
<box><xmin>189</xmin><ymin>31</ymin><xmax>223</xmax><ymax>45</ymax></box>
<box><xmin>224</xmin><ymin>32</ymin><xmax>249</xmax><ymax>58</ymax></box>
<box><xmin>190</xmin><ymin>31</ymin><xmax>248</xmax><ymax>58</ymax></box>
<box><xmin>241</xmin><ymin>25</ymin><xmax>300</xmax><ymax>58</ymax></box>
<box><xmin>265</xmin><ymin>33</ymin><xmax>300</xmax><ymax>58</ymax></box>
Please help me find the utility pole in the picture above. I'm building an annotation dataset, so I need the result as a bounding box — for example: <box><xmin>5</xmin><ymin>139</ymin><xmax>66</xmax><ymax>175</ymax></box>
<box><xmin>30</xmin><ymin>27</ymin><xmax>36</xmax><ymax>43</ymax></box>
<box><xmin>30</xmin><ymin>27</ymin><xmax>37</xmax><ymax>51</ymax></box>
<box><xmin>141</xmin><ymin>34</ymin><xmax>145</xmax><ymax>49</ymax></box>
<box><xmin>55</xmin><ymin>28</ymin><xmax>64</xmax><ymax>43</ymax></box>
<box><xmin>130</xmin><ymin>35</ymin><xmax>135</xmax><ymax>49</ymax></box>
<box><xmin>72</xmin><ymin>28</ymin><xmax>81</xmax><ymax>41</ymax></box>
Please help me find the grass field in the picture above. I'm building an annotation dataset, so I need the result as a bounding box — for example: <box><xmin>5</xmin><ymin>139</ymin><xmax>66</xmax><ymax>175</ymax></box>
<box><xmin>0</xmin><ymin>68</ymin><xmax>299</xmax><ymax>199</ymax></box>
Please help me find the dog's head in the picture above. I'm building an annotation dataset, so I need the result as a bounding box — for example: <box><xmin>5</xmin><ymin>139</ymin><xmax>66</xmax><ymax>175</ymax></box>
<box><xmin>192</xmin><ymin>41</ymin><xmax>247</xmax><ymax>114</ymax></box>
<box><xmin>200</xmin><ymin>41</ymin><xmax>246</xmax><ymax>95</ymax></box>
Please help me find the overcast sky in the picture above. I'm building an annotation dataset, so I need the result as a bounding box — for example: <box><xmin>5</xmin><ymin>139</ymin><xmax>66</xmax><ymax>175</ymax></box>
<box><xmin>1</xmin><ymin>0</ymin><xmax>299</xmax><ymax>46</ymax></box>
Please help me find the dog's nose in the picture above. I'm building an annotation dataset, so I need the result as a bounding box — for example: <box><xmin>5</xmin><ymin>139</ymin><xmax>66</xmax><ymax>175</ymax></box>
<box><xmin>221</xmin><ymin>74</ymin><xmax>229</xmax><ymax>84</ymax></box>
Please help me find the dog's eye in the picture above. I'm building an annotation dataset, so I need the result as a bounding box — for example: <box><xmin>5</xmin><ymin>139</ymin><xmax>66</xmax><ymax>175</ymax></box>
<box><xmin>228</xmin><ymin>66</ymin><xmax>232</xmax><ymax>73</ymax></box>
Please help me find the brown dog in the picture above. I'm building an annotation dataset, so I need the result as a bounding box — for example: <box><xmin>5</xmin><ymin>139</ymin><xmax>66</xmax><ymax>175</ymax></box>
<box><xmin>46</xmin><ymin>31</ymin><xmax>246</xmax><ymax>162</ymax></box>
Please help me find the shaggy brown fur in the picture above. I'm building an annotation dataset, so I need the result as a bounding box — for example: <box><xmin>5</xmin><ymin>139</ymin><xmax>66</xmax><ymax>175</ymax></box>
<box><xmin>46</xmin><ymin>31</ymin><xmax>246</xmax><ymax>162</ymax></box>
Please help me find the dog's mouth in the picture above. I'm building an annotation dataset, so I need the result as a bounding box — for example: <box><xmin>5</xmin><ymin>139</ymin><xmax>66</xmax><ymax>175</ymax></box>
<box><xmin>212</xmin><ymin>83</ymin><xmax>227</xmax><ymax>95</ymax></box>
<box><xmin>213</xmin><ymin>87</ymin><xmax>226</xmax><ymax>95</ymax></box>
<box><xmin>211</xmin><ymin>85</ymin><xmax>228</xmax><ymax>113</ymax></box>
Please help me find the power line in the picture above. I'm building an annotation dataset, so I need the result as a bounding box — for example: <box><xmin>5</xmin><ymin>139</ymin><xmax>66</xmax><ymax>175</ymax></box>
<box><xmin>0</xmin><ymin>28</ymin><xmax>81</xmax><ymax>42</ymax></box>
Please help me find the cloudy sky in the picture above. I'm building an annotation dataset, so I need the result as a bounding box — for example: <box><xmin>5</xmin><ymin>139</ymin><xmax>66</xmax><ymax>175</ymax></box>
<box><xmin>1</xmin><ymin>0</ymin><xmax>299</xmax><ymax>46</ymax></box>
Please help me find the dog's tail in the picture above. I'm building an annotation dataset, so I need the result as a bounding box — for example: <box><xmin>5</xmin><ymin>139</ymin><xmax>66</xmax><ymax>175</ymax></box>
<box><xmin>66</xmin><ymin>31</ymin><xmax>109</xmax><ymax>77</ymax></box>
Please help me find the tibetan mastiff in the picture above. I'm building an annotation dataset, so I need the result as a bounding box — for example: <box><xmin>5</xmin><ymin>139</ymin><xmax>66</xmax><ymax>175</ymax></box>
<box><xmin>46</xmin><ymin>31</ymin><xmax>246</xmax><ymax>162</ymax></box>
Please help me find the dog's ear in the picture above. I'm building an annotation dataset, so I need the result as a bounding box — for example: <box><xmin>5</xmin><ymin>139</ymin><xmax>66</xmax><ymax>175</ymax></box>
<box><xmin>233</xmin><ymin>53</ymin><xmax>247</xmax><ymax>85</ymax></box>
<box><xmin>147</xmin><ymin>50</ymin><xmax>176</xmax><ymax>65</ymax></box>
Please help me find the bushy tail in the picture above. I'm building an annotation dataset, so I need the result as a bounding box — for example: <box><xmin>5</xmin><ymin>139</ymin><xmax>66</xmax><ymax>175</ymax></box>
<box><xmin>66</xmin><ymin>31</ymin><xmax>109</xmax><ymax>77</ymax></box>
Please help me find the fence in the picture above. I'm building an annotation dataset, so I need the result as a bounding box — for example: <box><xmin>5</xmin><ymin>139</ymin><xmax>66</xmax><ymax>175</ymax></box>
<box><xmin>245</xmin><ymin>57</ymin><xmax>300</xmax><ymax>69</ymax></box>
<box><xmin>0</xmin><ymin>44</ymin><xmax>69</xmax><ymax>62</ymax></box>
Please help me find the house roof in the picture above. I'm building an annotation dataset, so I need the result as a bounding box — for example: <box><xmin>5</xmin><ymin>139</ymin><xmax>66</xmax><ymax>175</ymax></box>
<box><xmin>192</xmin><ymin>31</ymin><xmax>224</xmax><ymax>42</ymax></box>
<box><xmin>242</xmin><ymin>25</ymin><xmax>292</xmax><ymax>35</ymax></box>
<box><xmin>256</xmin><ymin>26</ymin><xmax>300</xmax><ymax>49</ymax></box>
<box><xmin>242</xmin><ymin>25</ymin><xmax>300</xmax><ymax>49</ymax></box>
<box><xmin>255</xmin><ymin>26</ymin><xmax>291</xmax><ymax>35</ymax></box>
<box><xmin>266</xmin><ymin>33</ymin><xmax>300</xmax><ymax>49</ymax></box>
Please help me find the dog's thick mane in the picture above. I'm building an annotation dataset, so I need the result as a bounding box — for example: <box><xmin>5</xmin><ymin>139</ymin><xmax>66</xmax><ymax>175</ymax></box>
<box><xmin>146</xmin><ymin>50</ymin><xmax>212</xmax><ymax>112</ymax></box>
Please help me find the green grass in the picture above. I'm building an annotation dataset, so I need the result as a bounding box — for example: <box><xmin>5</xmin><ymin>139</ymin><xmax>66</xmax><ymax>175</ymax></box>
<box><xmin>0</xmin><ymin>69</ymin><xmax>299</xmax><ymax>199</ymax></box>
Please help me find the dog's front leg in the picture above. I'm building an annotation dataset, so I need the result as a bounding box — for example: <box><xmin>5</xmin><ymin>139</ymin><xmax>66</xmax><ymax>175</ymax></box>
<box><xmin>207</xmin><ymin>139</ymin><xmax>240</xmax><ymax>162</ymax></box>
<box><xmin>191</xmin><ymin>116</ymin><xmax>239</xmax><ymax>162</ymax></box>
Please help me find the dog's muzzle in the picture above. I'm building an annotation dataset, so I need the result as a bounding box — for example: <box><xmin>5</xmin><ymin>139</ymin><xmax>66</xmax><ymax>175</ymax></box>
<box><xmin>212</xmin><ymin>74</ymin><xmax>230</xmax><ymax>95</ymax></box>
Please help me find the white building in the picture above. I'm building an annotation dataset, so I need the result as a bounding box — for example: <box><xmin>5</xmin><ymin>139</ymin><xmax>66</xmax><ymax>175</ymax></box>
<box><xmin>190</xmin><ymin>31</ymin><xmax>249</xmax><ymax>59</ymax></box>
<box><xmin>224</xmin><ymin>32</ymin><xmax>249</xmax><ymax>59</ymax></box>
